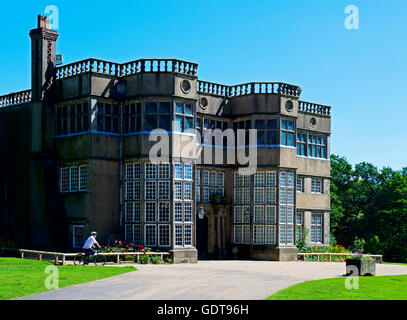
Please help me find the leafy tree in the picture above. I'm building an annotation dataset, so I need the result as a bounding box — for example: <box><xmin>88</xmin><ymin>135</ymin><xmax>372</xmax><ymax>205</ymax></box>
<box><xmin>330</xmin><ymin>155</ymin><xmax>407</xmax><ymax>262</ymax></box>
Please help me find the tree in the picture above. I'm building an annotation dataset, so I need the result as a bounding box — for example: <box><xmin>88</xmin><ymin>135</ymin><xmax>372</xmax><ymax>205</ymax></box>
<box><xmin>330</xmin><ymin>155</ymin><xmax>407</xmax><ymax>262</ymax></box>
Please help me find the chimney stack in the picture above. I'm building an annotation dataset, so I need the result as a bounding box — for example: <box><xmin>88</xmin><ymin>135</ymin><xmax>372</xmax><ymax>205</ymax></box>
<box><xmin>37</xmin><ymin>15</ymin><xmax>51</xmax><ymax>29</ymax></box>
<box><xmin>29</xmin><ymin>14</ymin><xmax>59</xmax><ymax>101</ymax></box>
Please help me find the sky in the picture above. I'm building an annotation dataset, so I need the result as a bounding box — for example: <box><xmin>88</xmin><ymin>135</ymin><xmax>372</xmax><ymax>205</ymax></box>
<box><xmin>0</xmin><ymin>0</ymin><xmax>406</xmax><ymax>170</ymax></box>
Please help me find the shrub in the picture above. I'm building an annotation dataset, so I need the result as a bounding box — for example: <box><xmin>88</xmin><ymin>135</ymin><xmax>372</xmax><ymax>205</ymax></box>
<box><xmin>138</xmin><ymin>255</ymin><xmax>150</xmax><ymax>264</ymax></box>
<box><xmin>352</xmin><ymin>252</ymin><xmax>373</xmax><ymax>260</ymax></box>
<box><xmin>164</xmin><ymin>257</ymin><xmax>173</xmax><ymax>264</ymax></box>
<box><xmin>0</xmin><ymin>237</ymin><xmax>18</xmax><ymax>249</ymax></box>
<box><xmin>299</xmin><ymin>242</ymin><xmax>352</xmax><ymax>262</ymax></box>
<box><xmin>106</xmin><ymin>255</ymin><xmax>117</xmax><ymax>263</ymax></box>
<box><xmin>100</xmin><ymin>242</ymin><xmax>152</xmax><ymax>254</ymax></box>
<box><xmin>299</xmin><ymin>243</ymin><xmax>350</xmax><ymax>254</ymax></box>
<box><xmin>150</xmin><ymin>256</ymin><xmax>162</xmax><ymax>264</ymax></box>
<box><xmin>349</xmin><ymin>237</ymin><xmax>366</xmax><ymax>254</ymax></box>
<box><xmin>329</xmin><ymin>233</ymin><xmax>337</xmax><ymax>246</ymax></box>
<box><xmin>296</xmin><ymin>228</ymin><xmax>309</xmax><ymax>251</ymax></box>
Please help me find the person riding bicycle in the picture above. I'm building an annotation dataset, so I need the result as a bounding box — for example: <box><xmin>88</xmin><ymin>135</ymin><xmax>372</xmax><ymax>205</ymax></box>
<box><xmin>82</xmin><ymin>231</ymin><xmax>101</xmax><ymax>264</ymax></box>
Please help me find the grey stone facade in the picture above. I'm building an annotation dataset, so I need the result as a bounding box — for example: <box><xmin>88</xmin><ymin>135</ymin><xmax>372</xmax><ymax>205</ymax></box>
<box><xmin>0</xmin><ymin>16</ymin><xmax>331</xmax><ymax>262</ymax></box>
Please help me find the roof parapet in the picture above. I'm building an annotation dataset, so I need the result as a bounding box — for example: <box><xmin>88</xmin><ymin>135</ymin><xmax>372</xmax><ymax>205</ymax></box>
<box><xmin>55</xmin><ymin>58</ymin><xmax>198</xmax><ymax>80</ymax></box>
<box><xmin>299</xmin><ymin>100</ymin><xmax>331</xmax><ymax>116</ymax></box>
<box><xmin>197</xmin><ymin>80</ymin><xmax>302</xmax><ymax>98</ymax></box>
<box><xmin>0</xmin><ymin>90</ymin><xmax>32</xmax><ymax>108</ymax></box>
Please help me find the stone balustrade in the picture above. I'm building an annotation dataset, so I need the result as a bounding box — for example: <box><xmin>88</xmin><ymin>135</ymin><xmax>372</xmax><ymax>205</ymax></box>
<box><xmin>230</xmin><ymin>82</ymin><xmax>302</xmax><ymax>97</ymax></box>
<box><xmin>197</xmin><ymin>81</ymin><xmax>302</xmax><ymax>98</ymax></box>
<box><xmin>0</xmin><ymin>65</ymin><xmax>330</xmax><ymax>118</ymax></box>
<box><xmin>299</xmin><ymin>100</ymin><xmax>331</xmax><ymax>116</ymax></box>
<box><xmin>0</xmin><ymin>89</ymin><xmax>32</xmax><ymax>108</ymax></box>
<box><xmin>197</xmin><ymin>80</ymin><xmax>230</xmax><ymax>96</ymax></box>
<box><xmin>122</xmin><ymin>59</ymin><xmax>197</xmax><ymax>76</ymax></box>
<box><xmin>55</xmin><ymin>58</ymin><xmax>198</xmax><ymax>79</ymax></box>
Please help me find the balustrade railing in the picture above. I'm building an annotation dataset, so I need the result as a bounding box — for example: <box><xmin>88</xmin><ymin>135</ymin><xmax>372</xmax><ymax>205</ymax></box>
<box><xmin>299</xmin><ymin>100</ymin><xmax>331</xmax><ymax>116</ymax></box>
<box><xmin>0</xmin><ymin>89</ymin><xmax>32</xmax><ymax>108</ymax></box>
<box><xmin>197</xmin><ymin>81</ymin><xmax>302</xmax><ymax>98</ymax></box>
<box><xmin>197</xmin><ymin>80</ymin><xmax>230</xmax><ymax>96</ymax></box>
<box><xmin>230</xmin><ymin>82</ymin><xmax>301</xmax><ymax>97</ymax></box>
<box><xmin>55</xmin><ymin>58</ymin><xmax>198</xmax><ymax>79</ymax></box>
<box><xmin>1</xmin><ymin>61</ymin><xmax>331</xmax><ymax>117</ymax></box>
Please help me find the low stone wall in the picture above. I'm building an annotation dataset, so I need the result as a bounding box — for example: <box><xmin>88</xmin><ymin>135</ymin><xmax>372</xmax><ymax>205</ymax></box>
<box><xmin>249</xmin><ymin>247</ymin><xmax>298</xmax><ymax>261</ymax></box>
<box><xmin>170</xmin><ymin>248</ymin><xmax>198</xmax><ymax>264</ymax></box>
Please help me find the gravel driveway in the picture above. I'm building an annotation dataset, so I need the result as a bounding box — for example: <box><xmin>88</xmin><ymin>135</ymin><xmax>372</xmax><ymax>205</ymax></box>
<box><xmin>18</xmin><ymin>261</ymin><xmax>407</xmax><ymax>300</ymax></box>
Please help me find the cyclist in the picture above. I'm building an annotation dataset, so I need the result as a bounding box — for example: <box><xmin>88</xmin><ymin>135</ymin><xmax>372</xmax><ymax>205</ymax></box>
<box><xmin>82</xmin><ymin>231</ymin><xmax>101</xmax><ymax>264</ymax></box>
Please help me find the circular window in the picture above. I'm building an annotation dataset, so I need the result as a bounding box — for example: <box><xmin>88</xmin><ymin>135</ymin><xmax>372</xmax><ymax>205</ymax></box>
<box><xmin>200</xmin><ymin>97</ymin><xmax>208</xmax><ymax>110</ymax></box>
<box><xmin>310</xmin><ymin>117</ymin><xmax>317</xmax><ymax>127</ymax></box>
<box><xmin>181</xmin><ymin>79</ymin><xmax>191</xmax><ymax>94</ymax></box>
<box><xmin>285</xmin><ymin>100</ymin><xmax>294</xmax><ymax>112</ymax></box>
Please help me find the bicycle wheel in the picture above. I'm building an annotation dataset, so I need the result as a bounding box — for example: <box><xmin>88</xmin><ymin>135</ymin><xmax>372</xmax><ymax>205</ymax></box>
<box><xmin>73</xmin><ymin>254</ymin><xmax>85</xmax><ymax>266</ymax></box>
<box><xmin>92</xmin><ymin>254</ymin><xmax>106</xmax><ymax>266</ymax></box>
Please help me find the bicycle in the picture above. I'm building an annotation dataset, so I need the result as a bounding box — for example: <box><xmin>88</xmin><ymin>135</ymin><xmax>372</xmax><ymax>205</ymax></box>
<box><xmin>73</xmin><ymin>249</ymin><xmax>106</xmax><ymax>266</ymax></box>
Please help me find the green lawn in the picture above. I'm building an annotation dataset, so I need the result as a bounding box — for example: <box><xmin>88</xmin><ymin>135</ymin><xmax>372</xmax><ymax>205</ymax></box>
<box><xmin>383</xmin><ymin>262</ymin><xmax>407</xmax><ymax>266</ymax></box>
<box><xmin>0</xmin><ymin>257</ymin><xmax>136</xmax><ymax>300</ymax></box>
<box><xmin>266</xmin><ymin>275</ymin><xmax>407</xmax><ymax>300</ymax></box>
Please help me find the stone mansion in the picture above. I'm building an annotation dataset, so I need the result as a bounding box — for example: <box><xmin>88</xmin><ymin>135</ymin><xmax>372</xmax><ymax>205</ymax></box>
<box><xmin>0</xmin><ymin>15</ymin><xmax>331</xmax><ymax>262</ymax></box>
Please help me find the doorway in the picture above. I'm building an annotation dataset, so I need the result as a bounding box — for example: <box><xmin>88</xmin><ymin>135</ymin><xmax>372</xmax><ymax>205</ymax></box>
<box><xmin>196</xmin><ymin>215</ymin><xmax>208</xmax><ymax>260</ymax></box>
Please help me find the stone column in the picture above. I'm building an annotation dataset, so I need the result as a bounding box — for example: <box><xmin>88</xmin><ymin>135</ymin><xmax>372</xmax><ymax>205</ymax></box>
<box><xmin>208</xmin><ymin>213</ymin><xmax>216</xmax><ymax>256</ymax></box>
<box><xmin>323</xmin><ymin>211</ymin><xmax>330</xmax><ymax>244</ymax></box>
<box><xmin>303</xmin><ymin>211</ymin><xmax>312</xmax><ymax>244</ymax></box>
<box><xmin>221</xmin><ymin>216</ymin><xmax>226</xmax><ymax>255</ymax></box>
<box><xmin>216</xmin><ymin>215</ymin><xmax>221</xmax><ymax>256</ymax></box>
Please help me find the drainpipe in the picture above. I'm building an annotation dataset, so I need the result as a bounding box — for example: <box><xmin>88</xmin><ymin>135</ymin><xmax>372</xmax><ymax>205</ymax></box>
<box><xmin>119</xmin><ymin>100</ymin><xmax>124</xmax><ymax>237</ymax></box>
<box><xmin>2</xmin><ymin>178</ymin><xmax>7</xmax><ymax>237</ymax></box>
<box><xmin>116</xmin><ymin>80</ymin><xmax>126</xmax><ymax>239</ymax></box>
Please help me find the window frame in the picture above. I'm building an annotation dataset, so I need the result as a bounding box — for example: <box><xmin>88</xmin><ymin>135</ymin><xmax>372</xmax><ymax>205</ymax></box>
<box><xmin>280</xmin><ymin>119</ymin><xmax>296</xmax><ymax>147</ymax></box>
<box><xmin>144</xmin><ymin>224</ymin><xmax>157</xmax><ymax>247</ymax></box>
<box><xmin>158</xmin><ymin>224</ymin><xmax>171</xmax><ymax>247</ymax></box>
<box><xmin>311</xmin><ymin>213</ymin><xmax>324</xmax><ymax>244</ymax></box>
<box><xmin>311</xmin><ymin>178</ymin><xmax>323</xmax><ymax>194</ymax></box>
<box><xmin>72</xmin><ymin>225</ymin><xmax>85</xmax><ymax>248</ymax></box>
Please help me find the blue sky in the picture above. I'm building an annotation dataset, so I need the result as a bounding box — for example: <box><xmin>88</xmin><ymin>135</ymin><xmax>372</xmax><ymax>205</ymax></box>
<box><xmin>0</xmin><ymin>0</ymin><xmax>406</xmax><ymax>170</ymax></box>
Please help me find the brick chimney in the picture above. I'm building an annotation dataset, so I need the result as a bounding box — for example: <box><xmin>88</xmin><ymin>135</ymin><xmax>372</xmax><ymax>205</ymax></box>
<box><xmin>29</xmin><ymin>15</ymin><xmax>59</xmax><ymax>101</ymax></box>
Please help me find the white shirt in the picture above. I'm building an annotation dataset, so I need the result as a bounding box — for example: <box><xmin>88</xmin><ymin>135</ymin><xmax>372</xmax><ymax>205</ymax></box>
<box><xmin>83</xmin><ymin>236</ymin><xmax>99</xmax><ymax>249</ymax></box>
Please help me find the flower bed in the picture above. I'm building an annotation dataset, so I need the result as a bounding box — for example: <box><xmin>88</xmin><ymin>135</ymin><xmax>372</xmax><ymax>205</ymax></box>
<box><xmin>299</xmin><ymin>244</ymin><xmax>352</xmax><ymax>262</ymax></box>
<box><xmin>99</xmin><ymin>241</ymin><xmax>173</xmax><ymax>264</ymax></box>
<box><xmin>100</xmin><ymin>241</ymin><xmax>151</xmax><ymax>253</ymax></box>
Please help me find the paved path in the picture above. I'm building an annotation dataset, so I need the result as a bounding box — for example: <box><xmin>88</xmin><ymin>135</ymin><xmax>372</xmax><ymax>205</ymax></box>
<box><xmin>19</xmin><ymin>261</ymin><xmax>407</xmax><ymax>300</ymax></box>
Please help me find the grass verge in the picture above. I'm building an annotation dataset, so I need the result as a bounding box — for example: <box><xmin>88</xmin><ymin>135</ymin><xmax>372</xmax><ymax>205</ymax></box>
<box><xmin>383</xmin><ymin>262</ymin><xmax>407</xmax><ymax>266</ymax></box>
<box><xmin>0</xmin><ymin>257</ymin><xmax>136</xmax><ymax>300</ymax></box>
<box><xmin>266</xmin><ymin>275</ymin><xmax>407</xmax><ymax>300</ymax></box>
